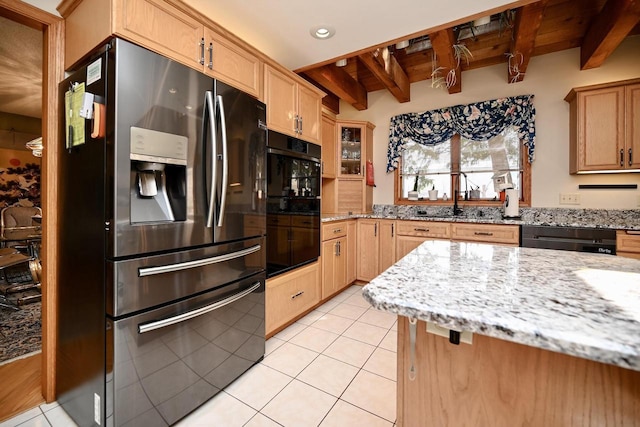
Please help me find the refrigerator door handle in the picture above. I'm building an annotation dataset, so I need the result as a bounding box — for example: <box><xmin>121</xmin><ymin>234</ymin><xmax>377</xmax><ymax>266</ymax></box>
<box><xmin>138</xmin><ymin>244</ymin><xmax>261</xmax><ymax>277</ymax></box>
<box><xmin>138</xmin><ymin>281</ymin><xmax>261</xmax><ymax>334</ymax></box>
<box><xmin>204</xmin><ymin>91</ymin><xmax>217</xmax><ymax>228</ymax></box>
<box><xmin>216</xmin><ymin>94</ymin><xmax>229</xmax><ymax>227</ymax></box>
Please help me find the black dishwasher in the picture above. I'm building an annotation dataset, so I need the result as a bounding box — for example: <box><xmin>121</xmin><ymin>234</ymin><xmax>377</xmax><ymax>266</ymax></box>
<box><xmin>520</xmin><ymin>225</ymin><xmax>616</xmax><ymax>255</ymax></box>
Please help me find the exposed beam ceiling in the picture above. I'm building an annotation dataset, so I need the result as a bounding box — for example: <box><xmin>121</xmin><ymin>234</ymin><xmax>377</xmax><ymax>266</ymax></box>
<box><xmin>509</xmin><ymin>0</ymin><xmax>549</xmax><ymax>83</ymax></box>
<box><xmin>357</xmin><ymin>50</ymin><xmax>411</xmax><ymax>103</ymax></box>
<box><xmin>304</xmin><ymin>65</ymin><xmax>369</xmax><ymax>111</ymax></box>
<box><xmin>298</xmin><ymin>0</ymin><xmax>640</xmax><ymax>112</ymax></box>
<box><xmin>580</xmin><ymin>0</ymin><xmax>640</xmax><ymax>69</ymax></box>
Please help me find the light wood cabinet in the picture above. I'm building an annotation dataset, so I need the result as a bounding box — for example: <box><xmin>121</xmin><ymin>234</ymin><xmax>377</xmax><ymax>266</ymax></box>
<box><xmin>617</xmin><ymin>230</ymin><xmax>640</xmax><ymax>259</ymax></box>
<box><xmin>357</xmin><ymin>219</ymin><xmax>395</xmax><ymax>282</ymax></box>
<box><xmin>264</xmin><ymin>65</ymin><xmax>323</xmax><ymax>144</ymax></box>
<box><xmin>321</xmin><ymin>114</ymin><xmax>337</xmax><ymax>178</ymax></box>
<box><xmin>565</xmin><ymin>79</ymin><xmax>640</xmax><ymax>173</ymax></box>
<box><xmin>60</xmin><ymin>0</ymin><xmax>262</xmax><ymax>98</ymax></box>
<box><xmin>395</xmin><ymin>220</ymin><xmax>450</xmax><ymax>259</ymax></box>
<box><xmin>346</xmin><ymin>220</ymin><xmax>357</xmax><ymax>284</ymax></box>
<box><xmin>321</xmin><ymin>221</ymin><xmax>352</xmax><ymax>299</ymax></box>
<box><xmin>450</xmin><ymin>223</ymin><xmax>520</xmax><ymax>245</ymax></box>
<box><xmin>322</xmin><ymin>120</ymin><xmax>375</xmax><ymax>214</ymax></box>
<box><xmin>266</xmin><ymin>261</ymin><xmax>320</xmax><ymax>336</ymax></box>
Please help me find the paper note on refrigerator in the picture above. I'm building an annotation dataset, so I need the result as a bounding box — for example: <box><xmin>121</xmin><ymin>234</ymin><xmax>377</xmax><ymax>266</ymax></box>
<box><xmin>65</xmin><ymin>82</ymin><xmax>86</xmax><ymax>148</ymax></box>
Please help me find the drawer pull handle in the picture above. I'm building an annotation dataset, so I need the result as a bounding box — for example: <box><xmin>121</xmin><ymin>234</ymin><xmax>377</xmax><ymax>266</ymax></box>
<box><xmin>333</xmin><ymin>228</ymin><xmax>342</xmax><ymax>233</ymax></box>
<box><xmin>291</xmin><ymin>291</ymin><xmax>304</xmax><ymax>300</ymax></box>
<box><xmin>474</xmin><ymin>231</ymin><xmax>494</xmax><ymax>236</ymax></box>
<box><xmin>414</xmin><ymin>228</ymin><xmax>430</xmax><ymax>232</ymax></box>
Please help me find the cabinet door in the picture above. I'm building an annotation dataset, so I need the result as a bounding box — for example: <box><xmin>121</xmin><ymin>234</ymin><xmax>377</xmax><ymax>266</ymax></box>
<box><xmin>357</xmin><ymin>220</ymin><xmax>380</xmax><ymax>282</ymax></box>
<box><xmin>297</xmin><ymin>84</ymin><xmax>322</xmax><ymax>145</ymax></box>
<box><xmin>322</xmin><ymin>115</ymin><xmax>337</xmax><ymax>178</ymax></box>
<box><xmin>335</xmin><ymin>237</ymin><xmax>348</xmax><ymax>291</ymax></box>
<box><xmin>265</xmin><ymin>65</ymin><xmax>297</xmax><ymax>137</ymax></box>
<box><xmin>346</xmin><ymin>220</ymin><xmax>357</xmax><ymax>284</ymax></box>
<box><xmin>322</xmin><ymin>239</ymin><xmax>338</xmax><ymax>299</ymax></box>
<box><xmin>396</xmin><ymin>235</ymin><xmax>429</xmax><ymax>259</ymax></box>
<box><xmin>115</xmin><ymin>0</ymin><xmax>203</xmax><ymax>70</ymax></box>
<box><xmin>379</xmin><ymin>221</ymin><xmax>396</xmax><ymax>274</ymax></box>
<box><xmin>626</xmin><ymin>84</ymin><xmax>640</xmax><ymax>169</ymax></box>
<box><xmin>577</xmin><ymin>87</ymin><xmax>625</xmax><ymax>171</ymax></box>
<box><xmin>204</xmin><ymin>28</ymin><xmax>261</xmax><ymax>98</ymax></box>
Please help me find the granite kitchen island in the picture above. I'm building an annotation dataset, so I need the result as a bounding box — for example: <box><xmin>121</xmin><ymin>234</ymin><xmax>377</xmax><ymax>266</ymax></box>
<box><xmin>362</xmin><ymin>240</ymin><xmax>640</xmax><ymax>427</ymax></box>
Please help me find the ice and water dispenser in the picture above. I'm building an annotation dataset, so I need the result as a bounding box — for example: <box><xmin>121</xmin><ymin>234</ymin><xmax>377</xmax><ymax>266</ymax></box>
<box><xmin>130</xmin><ymin>126</ymin><xmax>187</xmax><ymax>223</ymax></box>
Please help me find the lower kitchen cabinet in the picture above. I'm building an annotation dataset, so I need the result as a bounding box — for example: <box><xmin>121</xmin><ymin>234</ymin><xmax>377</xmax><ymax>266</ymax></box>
<box><xmin>321</xmin><ymin>220</ymin><xmax>353</xmax><ymax>299</ymax></box>
<box><xmin>266</xmin><ymin>261</ymin><xmax>320</xmax><ymax>336</ymax></box>
<box><xmin>346</xmin><ymin>220</ymin><xmax>357</xmax><ymax>284</ymax></box>
<box><xmin>450</xmin><ymin>223</ymin><xmax>520</xmax><ymax>246</ymax></box>
<box><xmin>357</xmin><ymin>219</ymin><xmax>396</xmax><ymax>282</ymax></box>
<box><xmin>617</xmin><ymin>230</ymin><xmax>640</xmax><ymax>259</ymax></box>
<box><xmin>395</xmin><ymin>220</ymin><xmax>450</xmax><ymax>259</ymax></box>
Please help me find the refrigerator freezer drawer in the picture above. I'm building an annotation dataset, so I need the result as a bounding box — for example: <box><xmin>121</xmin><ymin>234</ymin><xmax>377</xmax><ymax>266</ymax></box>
<box><xmin>107</xmin><ymin>237</ymin><xmax>265</xmax><ymax>317</ymax></box>
<box><xmin>106</xmin><ymin>273</ymin><xmax>265</xmax><ymax>426</ymax></box>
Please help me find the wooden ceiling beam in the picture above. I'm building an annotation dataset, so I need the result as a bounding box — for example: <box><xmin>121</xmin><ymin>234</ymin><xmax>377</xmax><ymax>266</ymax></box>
<box><xmin>509</xmin><ymin>0</ymin><xmax>549</xmax><ymax>83</ymax></box>
<box><xmin>580</xmin><ymin>0</ymin><xmax>640</xmax><ymax>70</ymax></box>
<box><xmin>357</xmin><ymin>50</ymin><xmax>410</xmax><ymax>103</ymax></box>
<box><xmin>428</xmin><ymin>28</ymin><xmax>461</xmax><ymax>94</ymax></box>
<box><xmin>304</xmin><ymin>65</ymin><xmax>368</xmax><ymax>110</ymax></box>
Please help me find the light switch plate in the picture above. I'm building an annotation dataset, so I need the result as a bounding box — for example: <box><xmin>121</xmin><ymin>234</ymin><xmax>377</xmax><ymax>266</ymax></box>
<box><xmin>559</xmin><ymin>193</ymin><xmax>580</xmax><ymax>205</ymax></box>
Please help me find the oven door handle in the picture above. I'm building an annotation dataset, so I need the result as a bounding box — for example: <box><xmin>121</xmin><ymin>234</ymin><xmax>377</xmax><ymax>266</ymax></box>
<box><xmin>267</xmin><ymin>147</ymin><xmax>320</xmax><ymax>164</ymax></box>
<box><xmin>217</xmin><ymin>94</ymin><xmax>228</xmax><ymax>228</ymax></box>
<box><xmin>204</xmin><ymin>91</ymin><xmax>217</xmax><ymax>228</ymax></box>
<box><xmin>138</xmin><ymin>244</ymin><xmax>261</xmax><ymax>277</ymax></box>
<box><xmin>138</xmin><ymin>281</ymin><xmax>261</xmax><ymax>334</ymax></box>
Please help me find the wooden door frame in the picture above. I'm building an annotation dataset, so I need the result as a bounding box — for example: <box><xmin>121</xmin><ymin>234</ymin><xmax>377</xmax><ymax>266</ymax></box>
<box><xmin>0</xmin><ymin>0</ymin><xmax>63</xmax><ymax>402</ymax></box>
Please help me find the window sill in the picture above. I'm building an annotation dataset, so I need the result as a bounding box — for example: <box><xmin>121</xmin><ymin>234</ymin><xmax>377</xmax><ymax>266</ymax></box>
<box><xmin>396</xmin><ymin>199</ymin><xmax>531</xmax><ymax>208</ymax></box>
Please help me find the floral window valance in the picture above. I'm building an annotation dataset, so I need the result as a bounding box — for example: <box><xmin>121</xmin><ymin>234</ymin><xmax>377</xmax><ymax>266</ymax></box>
<box><xmin>387</xmin><ymin>94</ymin><xmax>536</xmax><ymax>172</ymax></box>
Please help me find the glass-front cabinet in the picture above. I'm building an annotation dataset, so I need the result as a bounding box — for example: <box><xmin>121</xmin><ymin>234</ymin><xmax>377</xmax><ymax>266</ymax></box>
<box><xmin>339</xmin><ymin>123</ymin><xmax>364</xmax><ymax>176</ymax></box>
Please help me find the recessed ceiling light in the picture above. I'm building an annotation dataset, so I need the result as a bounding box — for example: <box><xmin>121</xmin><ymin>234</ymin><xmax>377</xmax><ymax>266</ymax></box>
<box><xmin>310</xmin><ymin>25</ymin><xmax>335</xmax><ymax>39</ymax></box>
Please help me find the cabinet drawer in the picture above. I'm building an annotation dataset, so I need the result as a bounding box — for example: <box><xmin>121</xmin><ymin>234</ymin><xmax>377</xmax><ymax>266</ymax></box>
<box><xmin>617</xmin><ymin>230</ymin><xmax>640</xmax><ymax>254</ymax></box>
<box><xmin>451</xmin><ymin>223</ymin><xmax>520</xmax><ymax>245</ymax></box>
<box><xmin>322</xmin><ymin>221</ymin><xmax>348</xmax><ymax>240</ymax></box>
<box><xmin>291</xmin><ymin>215</ymin><xmax>319</xmax><ymax>228</ymax></box>
<box><xmin>396</xmin><ymin>221</ymin><xmax>450</xmax><ymax>239</ymax></box>
<box><xmin>267</xmin><ymin>214</ymin><xmax>291</xmax><ymax>226</ymax></box>
<box><xmin>266</xmin><ymin>262</ymin><xmax>319</xmax><ymax>334</ymax></box>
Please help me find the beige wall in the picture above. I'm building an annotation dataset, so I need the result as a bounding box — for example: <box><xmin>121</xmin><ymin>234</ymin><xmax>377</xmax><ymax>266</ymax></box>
<box><xmin>338</xmin><ymin>36</ymin><xmax>640</xmax><ymax>209</ymax></box>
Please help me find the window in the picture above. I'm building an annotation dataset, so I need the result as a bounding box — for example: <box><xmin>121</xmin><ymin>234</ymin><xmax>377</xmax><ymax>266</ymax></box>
<box><xmin>395</xmin><ymin>126</ymin><xmax>530</xmax><ymax>205</ymax></box>
<box><xmin>388</xmin><ymin>95</ymin><xmax>535</xmax><ymax>206</ymax></box>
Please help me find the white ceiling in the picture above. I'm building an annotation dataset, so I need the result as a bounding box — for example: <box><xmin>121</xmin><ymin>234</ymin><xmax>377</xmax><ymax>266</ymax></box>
<box><xmin>25</xmin><ymin>0</ymin><xmax>519</xmax><ymax>70</ymax></box>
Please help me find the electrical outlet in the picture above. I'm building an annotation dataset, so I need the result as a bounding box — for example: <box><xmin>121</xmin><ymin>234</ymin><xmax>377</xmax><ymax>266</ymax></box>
<box><xmin>559</xmin><ymin>193</ymin><xmax>580</xmax><ymax>205</ymax></box>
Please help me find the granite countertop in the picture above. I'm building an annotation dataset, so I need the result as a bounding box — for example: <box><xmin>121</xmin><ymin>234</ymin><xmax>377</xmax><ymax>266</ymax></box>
<box><xmin>322</xmin><ymin>205</ymin><xmax>640</xmax><ymax>230</ymax></box>
<box><xmin>362</xmin><ymin>240</ymin><xmax>640</xmax><ymax>371</ymax></box>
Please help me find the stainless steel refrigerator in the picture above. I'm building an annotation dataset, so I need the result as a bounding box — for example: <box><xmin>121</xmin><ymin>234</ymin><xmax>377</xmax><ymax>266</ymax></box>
<box><xmin>57</xmin><ymin>38</ymin><xmax>267</xmax><ymax>426</ymax></box>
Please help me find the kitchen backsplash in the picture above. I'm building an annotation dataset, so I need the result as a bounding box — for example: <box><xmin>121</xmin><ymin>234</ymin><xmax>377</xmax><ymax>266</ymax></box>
<box><xmin>372</xmin><ymin>205</ymin><xmax>640</xmax><ymax>229</ymax></box>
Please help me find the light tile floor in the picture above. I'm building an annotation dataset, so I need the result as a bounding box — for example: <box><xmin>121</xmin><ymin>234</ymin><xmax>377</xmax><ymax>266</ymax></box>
<box><xmin>0</xmin><ymin>285</ymin><xmax>398</xmax><ymax>427</ymax></box>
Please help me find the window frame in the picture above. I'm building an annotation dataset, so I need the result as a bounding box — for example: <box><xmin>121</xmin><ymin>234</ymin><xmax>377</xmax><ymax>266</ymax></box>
<box><xmin>394</xmin><ymin>134</ymin><xmax>531</xmax><ymax>207</ymax></box>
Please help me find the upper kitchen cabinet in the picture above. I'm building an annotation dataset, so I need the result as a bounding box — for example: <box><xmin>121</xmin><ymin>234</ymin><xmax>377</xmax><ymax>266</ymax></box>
<box><xmin>565</xmin><ymin>79</ymin><xmax>640</xmax><ymax>174</ymax></box>
<box><xmin>321</xmin><ymin>113</ymin><xmax>337</xmax><ymax>178</ymax></box>
<box><xmin>264</xmin><ymin>64</ymin><xmax>324</xmax><ymax>145</ymax></box>
<box><xmin>59</xmin><ymin>0</ymin><xmax>262</xmax><ymax>98</ymax></box>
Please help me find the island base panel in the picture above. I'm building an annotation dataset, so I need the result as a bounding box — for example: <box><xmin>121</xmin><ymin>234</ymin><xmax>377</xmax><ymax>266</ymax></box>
<box><xmin>397</xmin><ymin>317</ymin><xmax>640</xmax><ymax>427</ymax></box>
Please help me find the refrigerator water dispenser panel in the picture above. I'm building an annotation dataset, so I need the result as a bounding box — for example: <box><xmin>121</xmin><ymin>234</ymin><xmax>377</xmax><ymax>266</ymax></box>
<box><xmin>130</xmin><ymin>127</ymin><xmax>188</xmax><ymax>224</ymax></box>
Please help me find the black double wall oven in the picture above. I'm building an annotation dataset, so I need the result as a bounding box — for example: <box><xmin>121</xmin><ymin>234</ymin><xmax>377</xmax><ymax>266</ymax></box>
<box><xmin>266</xmin><ymin>131</ymin><xmax>321</xmax><ymax>277</ymax></box>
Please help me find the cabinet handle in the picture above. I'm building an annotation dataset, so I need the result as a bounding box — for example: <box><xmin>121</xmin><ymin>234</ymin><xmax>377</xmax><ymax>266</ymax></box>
<box><xmin>374</xmin><ymin>223</ymin><xmax>378</xmax><ymax>237</ymax></box>
<box><xmin>391</xmin><ymin>223</ymin><xmax>395</xmax><ymax>237</ymax></box>
<box><xmin>337</xmin><ymin>241</ymin><xmax>341</xmax><ymax>256</ymax></box>
<box><xmin>300</xmin><ymin>116</ymin><xmax>303</xmax><ymax>134</ymax></box>
<box><xmin>334</xmin><ymin>241</ymin><xmax>339</xmax><ymax>256</ymax></box>
<box><xmin>620</xmin><ymin>149</ymin><xmax>624</xmax><ymax>167</ymax></box>
<box><xmin>291</xmin><ymin>291</ymin><xmax>304</xmax><ymax>300</ymax></box>
<box><xmin>629</xmin><ymin>148</ymin><xmax>633</xmax><ymax>166</ymax></box>
<box><xmin>199</xmin><ymin>38</ymin><xmax>205</xmax><ymax>65</ymax></box>
<box><xmin>208</xmin><ymin>43</ymin><xmax>213</xmax><ymax>69</ymax></box>
<box><xmin>414</xmin><ymin>227</ymin><xmax>429</xmax><ymax>232</ymax></box>
<box><xmin>474</xmin><ymin>231</ymin><xmax>494</xmax><ymax>236</ymax></box>
<box><xmin>333</xmin><ymin>228</ymin><xmax>342</xmax><ymax>233</ymax></box>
